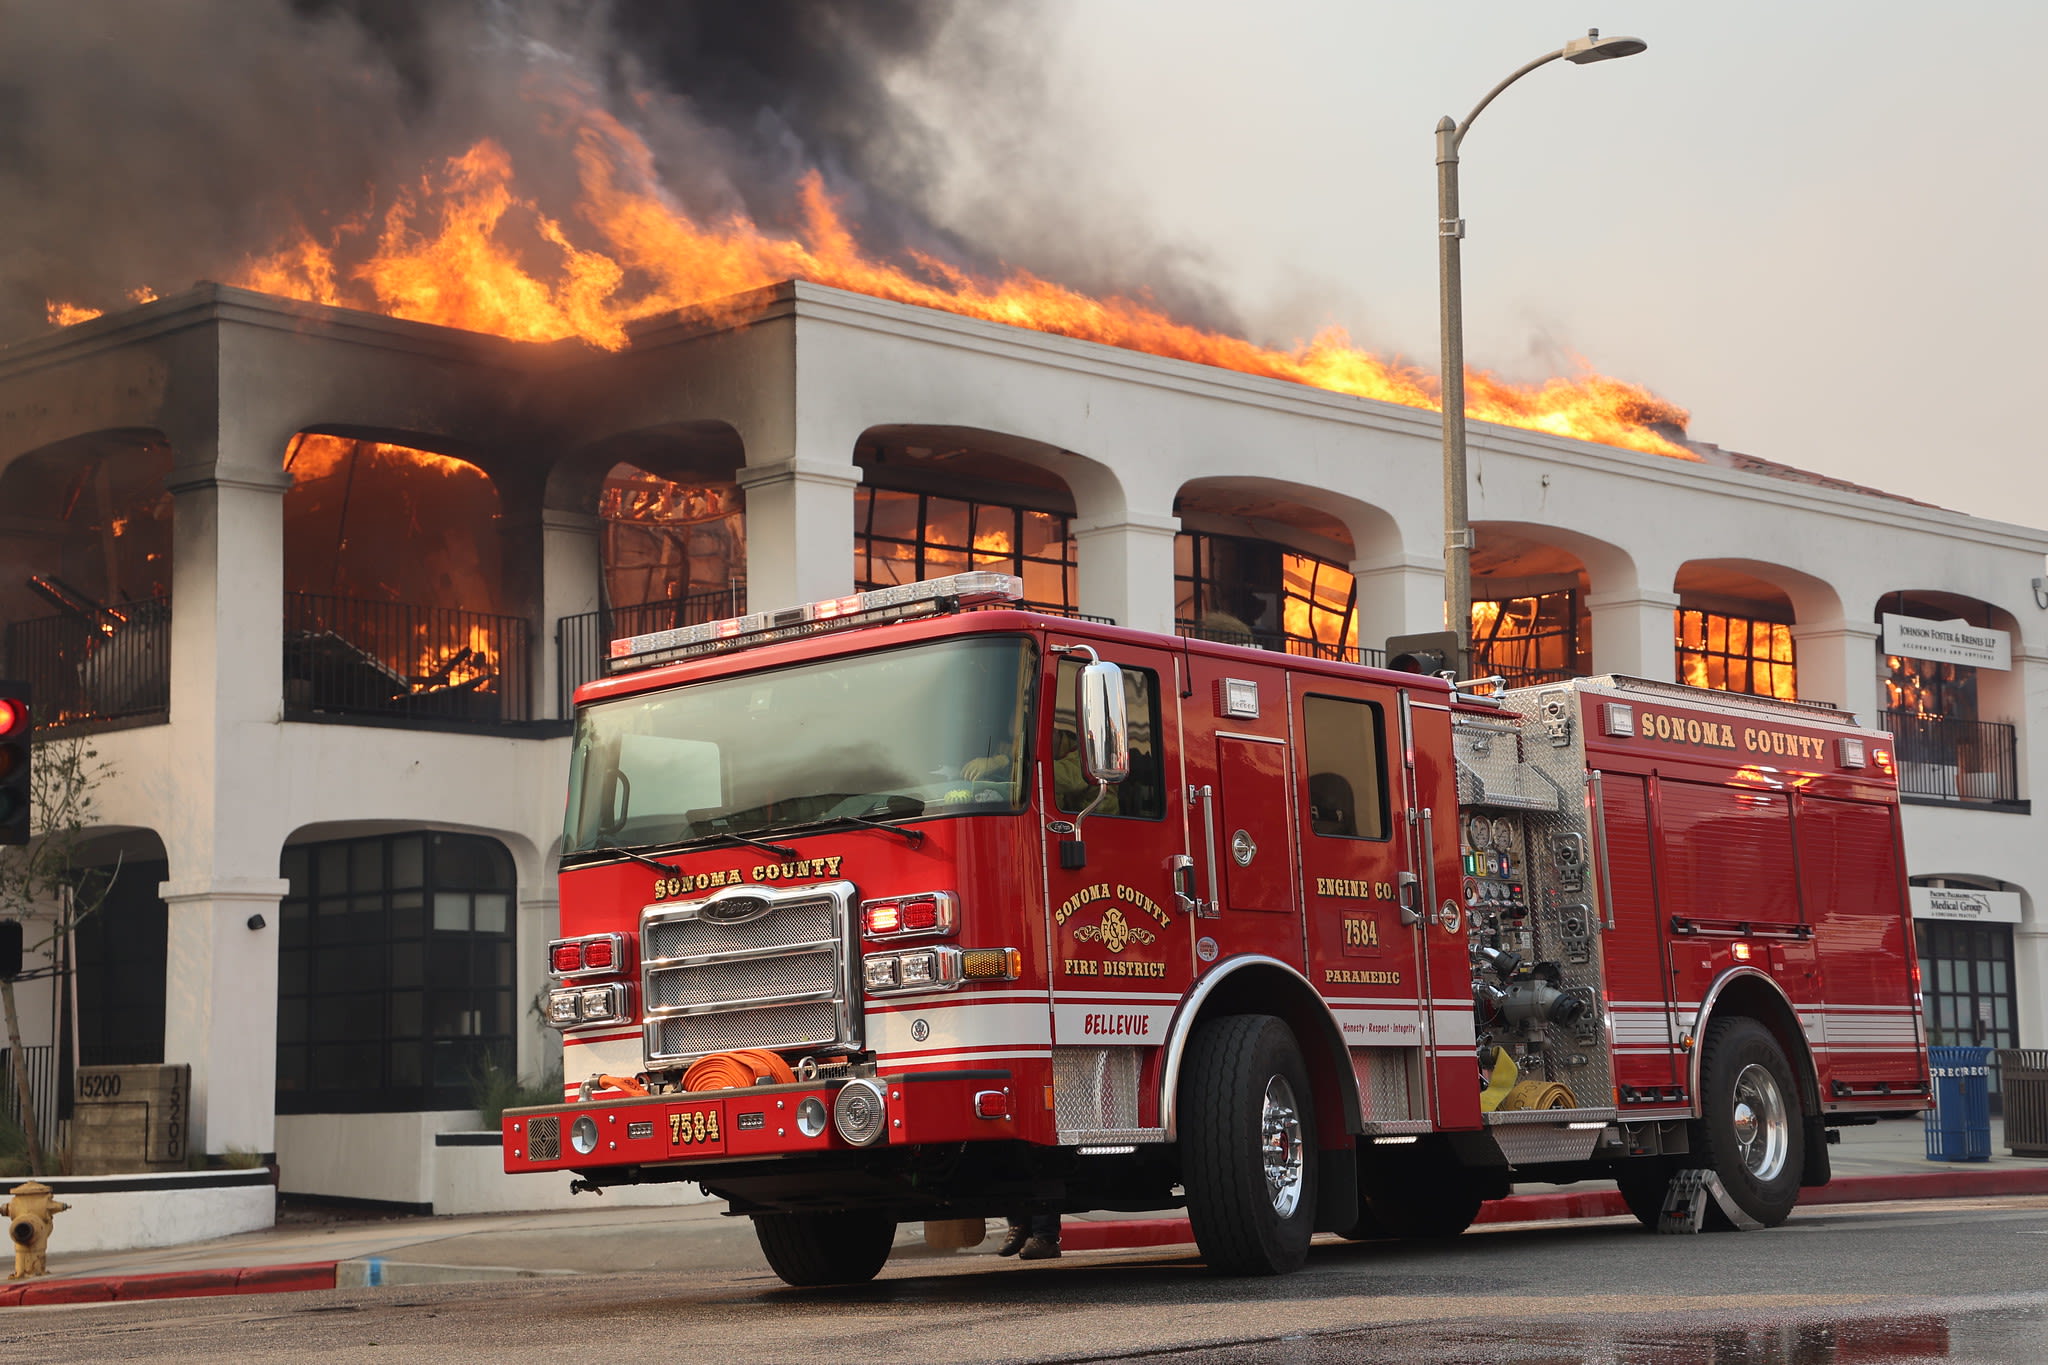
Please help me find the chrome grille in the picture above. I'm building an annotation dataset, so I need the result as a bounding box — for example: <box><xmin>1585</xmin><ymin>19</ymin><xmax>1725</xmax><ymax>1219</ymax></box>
<box><xmin>1053</xmin><ymin>1047</ymin><xmax>1141</xmax><ymax>1133</ymax></box>
<box><xmin>525</xmin><ymin>1115</ymin><xmax>560</xmax><ymax>1161</ymax></box>
<box><xmin>641</xmin><ymin>880</ymin><xmax>858</xmax><ymax>1065</ymax></box>
<box><xmin>645</xmin><ymin>897</ymin><xmax>836</xmax><ymax>959</ymax></box>
<box><xmin>648</xmin><ymin>949</ymin><xmax>837</xmax><ymax>1009</ymax></box>
<box><xmin>654</xmin><ymin>1001</ymin><xmax>842</xmax><ymax>1058</ymax></box>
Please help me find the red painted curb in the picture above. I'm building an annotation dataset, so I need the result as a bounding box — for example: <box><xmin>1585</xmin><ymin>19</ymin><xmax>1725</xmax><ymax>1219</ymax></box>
<box><xmin>0</xmin><ymin>1261</ymin><xmax>337</xmax><ymax>1309</ymax></box>
<box><xmin>1069</xmin><ymin>1167</ymin><xmax>2048</xmax><ymax>1251</ymax></box>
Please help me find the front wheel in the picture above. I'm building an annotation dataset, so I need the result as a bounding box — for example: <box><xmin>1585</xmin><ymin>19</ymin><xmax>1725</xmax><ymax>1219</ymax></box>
<box><xmin>1694</xmin><ymin>1016</ymin><xmax>1805</xmax><ymax>1227</ymax></box>
<box><xmin>752</xmin><ymin>1209</ymin><xmax>897</xmax><ymax>1286</ymax></box>
<box><xmin>1180</xmin><ymin>1014</ymin><xmax>1319</xmax><ymax>1275</ymax></box>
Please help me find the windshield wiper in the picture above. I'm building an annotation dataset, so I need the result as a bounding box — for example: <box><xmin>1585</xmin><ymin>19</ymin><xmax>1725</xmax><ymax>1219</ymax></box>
<box><xmin>593</xmin><ymin>836</ymin><xmax>682</xmax><ymax>877</ymax></box>
<box><xmin>689</xmin><ymin>829</ymin><xmax>801</xmax><ymax>859</ymax></box>
<box><xmin>784</xmin><ymin>812</ymin><xmax>926</xmax><ymax>848</ymax></box>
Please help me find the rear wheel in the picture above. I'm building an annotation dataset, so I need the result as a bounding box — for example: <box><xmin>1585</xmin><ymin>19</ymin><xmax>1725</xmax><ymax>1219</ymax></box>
<box><xmin>1181</xmin><ymin>1014</ymin><xmax>1319</xmax><ymax>1275</ymax></box>
<box><xmin>1694</xmin><ymin>1016</ymin><xmax>1805</xmax><ymax>1227</ymax></box>
<box><xmin>752</xmin><ymin>1209</ymin><xmax>897</xmax><ymax>1286</ymax></box>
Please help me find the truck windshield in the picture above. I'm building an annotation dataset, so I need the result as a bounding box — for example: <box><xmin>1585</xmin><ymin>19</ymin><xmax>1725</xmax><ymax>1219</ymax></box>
<box><xmin>564</xmin><ymin>636</ymin><xmax>1034</xmax><ymax>856</ymax></box>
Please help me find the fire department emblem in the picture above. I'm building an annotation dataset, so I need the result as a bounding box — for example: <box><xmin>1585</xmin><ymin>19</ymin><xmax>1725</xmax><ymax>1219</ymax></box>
<box><xmin>1075</xmin><ymin>907</ymin><xmax>1155</xmax><ymax>954</ymax></box>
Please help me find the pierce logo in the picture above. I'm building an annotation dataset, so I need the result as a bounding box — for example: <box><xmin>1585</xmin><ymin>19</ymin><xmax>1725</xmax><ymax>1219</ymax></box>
<box><xmin>699</xmin><ymin>895</ymin><xmax>771</xmax><ymax>925</ymax></box>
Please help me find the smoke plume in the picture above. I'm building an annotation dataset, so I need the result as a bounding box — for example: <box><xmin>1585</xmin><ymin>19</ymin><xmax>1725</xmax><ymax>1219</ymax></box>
<box><xmin>0</xmin><ymin>0</ymin><xmax>1164</xmax><ymax>342</ymax></box>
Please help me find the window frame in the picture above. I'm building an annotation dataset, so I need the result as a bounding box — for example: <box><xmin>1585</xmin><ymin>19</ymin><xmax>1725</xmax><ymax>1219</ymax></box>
<box><xmin>1299</xmin><ymin>692</ymin><xmax>1393</xmax><ymax>843</ymax></box>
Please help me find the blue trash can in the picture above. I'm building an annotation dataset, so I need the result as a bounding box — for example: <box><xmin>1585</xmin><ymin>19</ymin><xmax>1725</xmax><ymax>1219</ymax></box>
<box><xmin>1925</xmin><ymin>1045</ymin><xmax>1993</xmax><ymax>1162</ymax></box>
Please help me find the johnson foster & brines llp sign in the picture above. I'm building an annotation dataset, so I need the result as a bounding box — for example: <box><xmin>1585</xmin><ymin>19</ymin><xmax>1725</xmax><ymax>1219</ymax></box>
<box><xmin>1882</xmin><ymin>614</ymin><xmax>2011</xmax><ymax>671</ymax></box>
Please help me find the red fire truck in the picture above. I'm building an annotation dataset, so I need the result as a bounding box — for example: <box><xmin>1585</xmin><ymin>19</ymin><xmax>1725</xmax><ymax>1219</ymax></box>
<box><xmin>505</xmin><ymin>572</ymin><xmax>1928</xmax><ymax>1284</ymax></box>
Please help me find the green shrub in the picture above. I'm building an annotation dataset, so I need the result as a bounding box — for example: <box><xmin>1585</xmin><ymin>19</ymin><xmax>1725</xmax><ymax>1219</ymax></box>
<box><xmin>470</xmin><ymin>1054</ymin><xmax>564</xmax><ymax>1130</ymax></box>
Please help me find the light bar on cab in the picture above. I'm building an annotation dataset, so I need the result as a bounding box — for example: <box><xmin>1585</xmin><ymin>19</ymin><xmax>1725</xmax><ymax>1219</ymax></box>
<box><xmin>606</xmin><ymin>572</ymin><xmax>1024</xmax><ymax>672</ymax></box>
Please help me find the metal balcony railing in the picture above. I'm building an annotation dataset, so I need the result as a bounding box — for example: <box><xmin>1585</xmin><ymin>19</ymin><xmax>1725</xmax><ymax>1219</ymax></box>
<box><xmin>2</xmin><ymin>600</ymin><xmax>171</xmax><ymax>730</ymax></box>
<box><xmin>1881</xmin><ymin>712</ymin><xmax>2021</xmax><ymax>805</ymax></box>
<box><xmin>1</xmin><ymin>1044</ymin><xmax>59</xmax><ymax>1157</ymax></box>
<box><xmin>285</xmin><ymin>592</ymin><xmax>531</xmax><ymax>725</ymax></box>
<box><xmin>557</xmin><ymin>582</ymin><xmax>747</xmax><ymax>717</ymax></box>
<box><xmin>1176</xmin><ymin>620</ymin><xmax>1387</xmax><ymax>668</ymax></box>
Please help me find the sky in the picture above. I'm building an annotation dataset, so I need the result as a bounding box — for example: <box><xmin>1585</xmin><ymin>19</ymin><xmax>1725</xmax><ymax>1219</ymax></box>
<box><xmin>5</xmin><ymin>2</ymin><xmax>2042</xmax><ymax>528</ymax></box>
<box><xmin>926</xmin><ymin>1</ymin><xmax>2048</xmax><ymax>526</ymax></box>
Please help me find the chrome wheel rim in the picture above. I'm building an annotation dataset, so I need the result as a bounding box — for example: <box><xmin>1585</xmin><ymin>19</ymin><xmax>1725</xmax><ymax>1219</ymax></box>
<box><xmin>1730</xmin><ymin>1062</ymin><xmax>1789</xmax><ymax>1181</ymax></box>
<box><xmin>1261</xmin><ymin>1075</ymin><xmax>1306</xmax><ymax>1217</ymax></box>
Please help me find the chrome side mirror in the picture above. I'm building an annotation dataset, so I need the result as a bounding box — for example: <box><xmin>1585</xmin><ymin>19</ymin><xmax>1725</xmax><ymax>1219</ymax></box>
<box><xmin>1078</xmin><ymin>658</ymin><xmax>1129</xmax><ymax>785</ymax></box>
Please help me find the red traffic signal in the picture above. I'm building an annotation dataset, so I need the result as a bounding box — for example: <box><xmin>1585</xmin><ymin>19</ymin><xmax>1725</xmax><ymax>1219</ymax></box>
<box><xmin>0</xmin><ymin>681</ymin><xmax>30</xmax><ymax>846</ymax></box>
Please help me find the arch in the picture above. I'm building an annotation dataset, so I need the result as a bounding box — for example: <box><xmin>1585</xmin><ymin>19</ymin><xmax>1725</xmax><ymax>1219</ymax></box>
<box><xmin>1469</xmin><ymin>522</ymin><xmax>1641</xmax><ymax>685</ymax></box>
<box><xmin>1680</xmin><ymin>558</ymin><xmax>1843</xmax><ymax>628</ymax></box>
<box><xmin>1173</xmin><ymin>476</ymin><xmax>1396</xmax><ymax>661</ymax></box>
<box><xmin>1873</xmin><ymin>589</ymin><xmax>2025</xmax><ymax>806</ymax></box>
<box><xmin>0</xmin><ymin>429</ymin><xmax>176</xmax><ymax>727</ymax></box>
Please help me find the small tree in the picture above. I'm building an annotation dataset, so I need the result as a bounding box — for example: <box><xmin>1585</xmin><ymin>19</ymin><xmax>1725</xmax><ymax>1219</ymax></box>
<box><xmin>0</xmin><ymin>729</ymin><xmax>118</xmax><ymax>1176</ymax></box>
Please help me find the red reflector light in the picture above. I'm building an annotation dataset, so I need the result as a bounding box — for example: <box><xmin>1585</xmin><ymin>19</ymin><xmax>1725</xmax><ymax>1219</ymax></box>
<box><xmin>974</xmin><ymin>1089</ymin><xmax>1010</xmax><ymax>1119</ymax></box>
<box><xmin>582</xmin><ymin>939</ymin><xmax>614</xmax><ymax>969</ymax></box>
<box><xmin>865</xmin><ymin>902</ymin><xmax>902</xmax><ymax>935</ymax></box>
<box><xmin>901</xmin><ymin>897</ymin><xmax>941</xmax><ymax>932</ymax></box>
<box><xmin>551</xmin><ymin>944</ymin><xmax>583</xmax><ymax>973</ymax></box>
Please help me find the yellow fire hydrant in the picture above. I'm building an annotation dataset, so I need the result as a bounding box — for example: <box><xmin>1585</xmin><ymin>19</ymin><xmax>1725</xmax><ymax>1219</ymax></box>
<box><xmin>7</xmin><ymin>1180</ymin><xmax>70</xmax><ymax>1279</ymax></box>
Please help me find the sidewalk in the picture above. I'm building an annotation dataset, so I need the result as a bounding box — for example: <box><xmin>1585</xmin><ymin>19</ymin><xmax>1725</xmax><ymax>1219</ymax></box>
<box><xmin>8</xmin><ymin>1117</ymin><xmax>2042</xmax><ymax>1306</ymax></box>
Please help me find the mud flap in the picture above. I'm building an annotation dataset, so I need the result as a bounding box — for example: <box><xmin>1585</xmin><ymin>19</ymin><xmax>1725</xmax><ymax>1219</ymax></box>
<box><xmin>1313</xmin><ymin>1145</ymin><xmax>1358</xmax><ymax>1233</ymax></box>
<box><xmin>1655</xmin><ymin>1168</ymin><xmax>1763</xmax><ymax>1234</ymax></box>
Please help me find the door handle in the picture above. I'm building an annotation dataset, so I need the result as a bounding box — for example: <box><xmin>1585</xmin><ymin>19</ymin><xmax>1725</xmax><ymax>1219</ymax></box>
<box><xmin>1170</xmin><ymin>854</ymin><xmax>1198</xmax><ymax>916</ymax></box>
<box><xmin>1396</xmin><ymin>870</ymin><xmax>1423</xmax><ymax>925</ymax></box>
<box><xmin>1188</xmin><ymin>784</ymin><xmax>1221</xmax><ymax>918</ymax></box>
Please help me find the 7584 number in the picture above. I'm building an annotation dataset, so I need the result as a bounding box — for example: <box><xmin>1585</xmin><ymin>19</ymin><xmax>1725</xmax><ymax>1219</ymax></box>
<box><xmin>670</xmin><ymin>1108</ymin><xmax>721</xmax><ymax>1145</ymax></box>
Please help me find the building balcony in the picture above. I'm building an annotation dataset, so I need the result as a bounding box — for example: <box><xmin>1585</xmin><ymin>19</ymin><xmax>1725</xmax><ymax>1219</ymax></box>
<box><xmin>1881</xmin><ymin>712</ymin><xmax>2024</xmax><ymax>811</ymax></box>
<box><xmin>2</xmin><ymin>599</ymin><xmax>170</xmax><ymax>731</ymax></box>
<box><xmin>284</xmin><ymin>592</ymin><xmax>534</xmax><ymax>729</ymax></box>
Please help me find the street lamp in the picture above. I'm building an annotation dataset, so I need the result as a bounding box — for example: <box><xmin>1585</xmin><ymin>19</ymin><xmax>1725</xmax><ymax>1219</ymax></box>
<box><xmin>1437</xmin><ymin>29</ymin><xmax>1646</xmax><ymax>672</ymax></box>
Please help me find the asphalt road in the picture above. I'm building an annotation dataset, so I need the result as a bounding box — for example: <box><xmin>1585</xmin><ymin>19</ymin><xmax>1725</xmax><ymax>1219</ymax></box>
<box><xmin>6</xmin><ymin>1197</ymin><xmax>2046</xmax><ymax>1364</ymax></box>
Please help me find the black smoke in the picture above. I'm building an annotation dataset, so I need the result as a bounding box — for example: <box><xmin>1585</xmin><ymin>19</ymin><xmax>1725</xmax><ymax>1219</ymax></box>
<box><xmin>0</xmin><ymin>0</ymin><xmax>1089</xmax><ymax>341</ymax></box>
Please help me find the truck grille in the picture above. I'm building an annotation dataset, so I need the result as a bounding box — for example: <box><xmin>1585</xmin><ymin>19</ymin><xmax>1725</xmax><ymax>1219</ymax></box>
<box><xmin>641</xmin><ymin>881</ymin><xmax>858</xmax><ymax>1065</ymax></box>
<box><xmin>525</xmin><ymin>1115</ymin><xmax>560</xmax><ymax>1161</ymax></box>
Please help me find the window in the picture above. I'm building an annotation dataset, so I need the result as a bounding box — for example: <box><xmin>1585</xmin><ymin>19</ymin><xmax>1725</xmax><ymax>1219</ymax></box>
<box><xmin>1301</xmin><ymin>695</ymin><xmax>1390</xmax><ymax>840</ymax></box>
<box><xmin>1676</xmin><ymin>609</ymin><xmax>1797</xmax><ymax>700</ymax></box>
<box><xmin>855</xmin><ymin>487</ymin><xmax>1078</xmax><ymax>614</ymax></box>
<box><xmin>1175</xmin><ymin>532</ymin><xmax>1360</xmax><ymax>660</ymax></box>
<box><xmin>1052</xmin><ymin>659</ymin><xmax>1164</xmax><ymax>819</ymax></box>
<box><xmin>277</xmin><ymin>832</ymin><xmax>516</xmax><ymax>1113</ymax></box>
<box><xmin>1472</xmin><ymin>591</ymin><xmax>1583</xmax><ymax>686</ymax></box>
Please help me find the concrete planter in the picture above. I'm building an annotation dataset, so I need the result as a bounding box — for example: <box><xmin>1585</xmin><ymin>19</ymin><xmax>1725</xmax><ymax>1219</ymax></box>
<box><xmin>36</xmin><ymin>1168</ymin><xmax>275</xmax><ymax>1255</ymax></box>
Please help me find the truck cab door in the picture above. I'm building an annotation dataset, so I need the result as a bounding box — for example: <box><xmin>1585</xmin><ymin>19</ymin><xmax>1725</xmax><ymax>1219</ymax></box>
<box><xmin>1290</xmin><ymin>677</ymin><xmax>1435</xmax><ymax>1124</ymax></box>
<box><xmin>1042</xmin><ymin>638</ymin><xmax>1194</xmax><ymax>1073</ymax></box>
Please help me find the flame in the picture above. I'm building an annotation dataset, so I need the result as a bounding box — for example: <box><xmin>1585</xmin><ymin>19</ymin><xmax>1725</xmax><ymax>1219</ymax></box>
<box><xmin>48</xmin><ymin>105</ymin><xmax>1693</xmax><ymax>459</ymax></box>
<box><xmin>285</xmin><ymin>431</ymin><xmax>482</xmax><ymax>482</ymax></box>
<box><xmin>46</xmin><ymin>300</ymin><xmax>103</xmax><ymax>326</ymax></box>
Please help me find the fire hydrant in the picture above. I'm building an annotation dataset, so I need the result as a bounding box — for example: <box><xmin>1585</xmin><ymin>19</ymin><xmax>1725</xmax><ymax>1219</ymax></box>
<box><xmin>7</xmin><ymin>1180</ymin><xmax>69</xmax><ymax>1279</ymax></box>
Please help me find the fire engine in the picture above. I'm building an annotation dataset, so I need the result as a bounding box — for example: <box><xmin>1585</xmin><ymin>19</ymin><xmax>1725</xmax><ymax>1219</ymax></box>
<box><xmin>505</xmin><ymin>572</ymin><xmax>1928</xmax><ymax>1285</ymax></box>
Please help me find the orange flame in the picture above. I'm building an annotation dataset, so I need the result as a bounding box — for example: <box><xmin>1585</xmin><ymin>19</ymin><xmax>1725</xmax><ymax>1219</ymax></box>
<box><xmin>46</xmin><ymin>300</ymin><xmax>103</xmax><ymax>327</ymax></box>
<box><xmin>53</xmin><ymin>106</ymin><xmax>1692</xmax><ymax>459</ymax></box>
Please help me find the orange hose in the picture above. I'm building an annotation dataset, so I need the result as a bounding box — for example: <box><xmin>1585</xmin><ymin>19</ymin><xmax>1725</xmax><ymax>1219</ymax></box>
<box><xmin>683</xmin><ymin>1049</ymin><xmax>797</xmax><ymax>1092</ymax></box>
<box><xmin>597</xmin><ymin>1073</ymin><xmax>648</xmax><ymax>1097</ymax></box>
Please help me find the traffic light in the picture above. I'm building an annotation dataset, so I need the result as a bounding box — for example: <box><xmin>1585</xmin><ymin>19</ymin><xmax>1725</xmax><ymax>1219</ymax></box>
<box><xmin>0</xmin><ymin>681</ymin><xmax>29</xmax><ymax>845</ymax></box>
<box><xmin>1384</xmin><ymin>631</ymin><xmax>1464</xmax><ymax>679</ymax></box>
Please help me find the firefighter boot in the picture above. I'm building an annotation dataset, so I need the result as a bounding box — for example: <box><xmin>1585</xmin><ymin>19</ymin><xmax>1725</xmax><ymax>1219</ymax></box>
<box><xmin>7</xmin><ymin>1181</ymin><xmax>71</xmax><ymax>1280</ymax></box>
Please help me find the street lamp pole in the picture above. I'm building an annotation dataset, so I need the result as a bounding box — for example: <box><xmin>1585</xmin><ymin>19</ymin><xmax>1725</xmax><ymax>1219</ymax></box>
<box><xmin>1437</xmin><ymin>29</ymin><xmax>1646</xmax><ymax>672</ymax></box>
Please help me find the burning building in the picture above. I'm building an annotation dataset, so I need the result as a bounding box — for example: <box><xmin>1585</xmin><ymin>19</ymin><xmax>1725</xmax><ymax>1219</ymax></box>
<box><xmin>0</xmin><ymin>2</ymin><xmax>2042</xmax><ymax>1234</ymax></box>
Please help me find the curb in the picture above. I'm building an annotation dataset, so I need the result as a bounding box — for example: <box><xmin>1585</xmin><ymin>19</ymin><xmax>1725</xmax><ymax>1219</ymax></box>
<box><xmin>1070</xmin><ymin>1164</ymin><xmax>2048</xmax><ymax>1251</ymax></box>
<box><xmin>10</xmin><ymin>1167</ymin><xmax>2047</xmax><ymax>1304</ymax></box>
<box><xmin>0</xmin><ymin>1261</ymin><xmax>336</xmax><ymax>1308</ymax></box>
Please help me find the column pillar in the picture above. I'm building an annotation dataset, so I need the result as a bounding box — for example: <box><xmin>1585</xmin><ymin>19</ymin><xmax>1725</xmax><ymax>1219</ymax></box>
<box><xmin>1351</xmin><ymin>552</ymin><xmax>1447</xmax><ymax>655</ymax></box>
<box><xmin>162</xmin><ymin>459</ymin><xmax>291</xmax><ymax>1156</ymax></box>
<box><xmin>1071</xmin><ymin>511</ymin><xmax>1179</xmax><ymax>634</ymax></box>
<box><xmin>538</xmin><ymin>509</ymin><xmax>602</xmax><ymax>719</ymax></box>
<box><xmin>1791</xmin><ymin>619</ymin><xmax>1883</xmax><ymax>724</ymax></box>
<box><xmin>735</xmin><ymin>458</ymin><xmax>863</xmax><ymax>611</ymax></box>
<box><xmin>518</xmin><ymin>893</ymin><xmax>562</xmax><ymax>1081</ymax></box>
<box><xmin>159</xmin><ymin>878</ymin><xmax>290</xmax><ymax>1155</ymax></box>
<box><xmin>1586</xmin><ymin>587</ymin><xmax>1681</xmax><ymax>682</ymax></box>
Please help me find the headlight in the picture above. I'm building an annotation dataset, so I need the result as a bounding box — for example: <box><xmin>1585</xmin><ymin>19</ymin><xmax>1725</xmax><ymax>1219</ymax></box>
<box><xmin>545</xmin><ymin>990</ymin><xmax>581</xmax><ymax>1027</ymax></box>
<box><xmin>578</xmin><ymin>985</ymin><xmax>625</xmax><ymax>1024</ymax></box>
<box><xmin>863</xmin><ymin>955</ymin><xmax>900</xmax><ymax>990</ymax></box>
<box><xmin>898</xmin><ymin>951</ymin><xmax>939</xmax><ymax>987</ymax></box>
<box><xmin>833</xmin><ymin>1078</ymin><xmax>888</xmax><ymax>1146</ymax></box>
<box><xmin>570</xmin><ymin>1115</ymin><xmax>599</xmax><ymax>1155</ymax></box>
